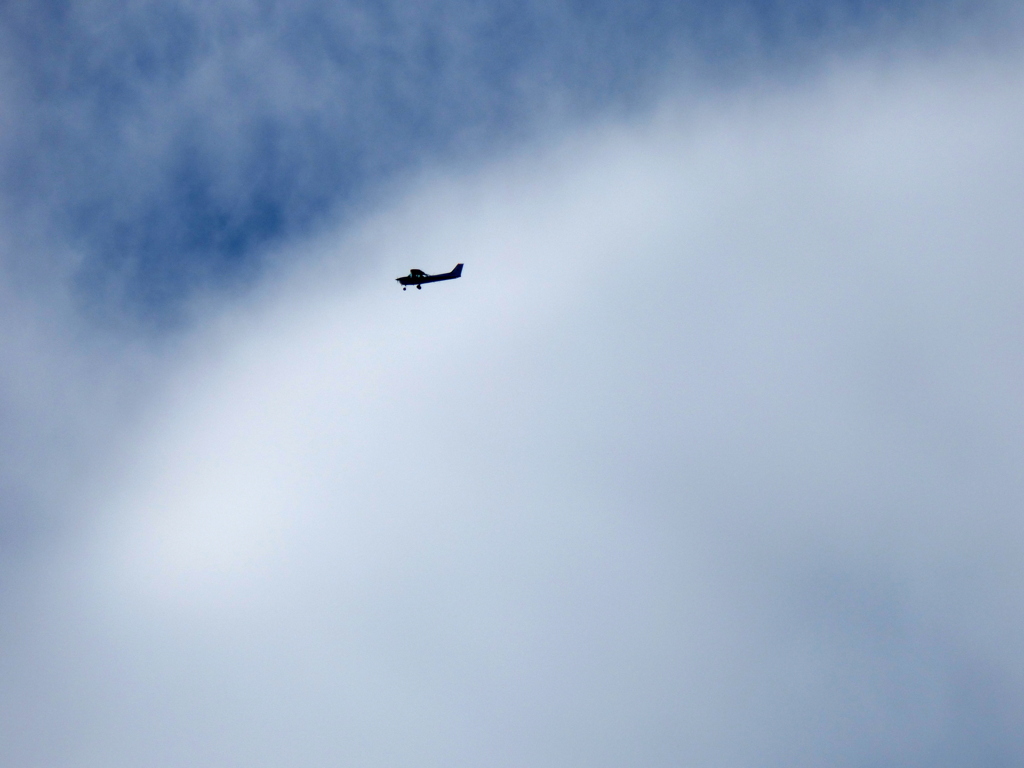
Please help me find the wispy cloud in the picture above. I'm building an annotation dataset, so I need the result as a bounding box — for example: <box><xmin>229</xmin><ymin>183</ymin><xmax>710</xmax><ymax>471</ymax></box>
<box><xmin>2</xmin><ymin>32</ymin><xmax>1024</xmax><ymax>765</ymax></box>
<box><xmin>0</xmin><ymin>0</ymin><xmax>1010</xmax><ymax>318</ymax></box>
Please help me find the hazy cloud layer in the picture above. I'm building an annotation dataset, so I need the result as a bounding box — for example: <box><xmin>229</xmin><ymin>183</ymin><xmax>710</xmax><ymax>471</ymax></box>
<box><xmin>2</xmin><ymin>35</ymin><xmax>1024</xmax><ymax>766</ymax></box>
<box><xmin>0</xmin><ymin>0</ymin><xmax>1008</xmax><ymax>316</ymax></box>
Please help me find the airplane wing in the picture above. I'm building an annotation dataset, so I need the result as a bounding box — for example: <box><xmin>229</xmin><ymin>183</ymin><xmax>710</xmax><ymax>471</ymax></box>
<box><xmin>410</xmin><ymin>269</ymin><xmax>427</xmax><ymax>276</ymax></box>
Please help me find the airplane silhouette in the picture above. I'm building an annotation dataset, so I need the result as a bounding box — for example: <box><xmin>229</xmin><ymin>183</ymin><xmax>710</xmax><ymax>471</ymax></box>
<box><xmin>397</xmin><ymin>263</ymin><xmax>464</xmax><ymax>290</ymax></box>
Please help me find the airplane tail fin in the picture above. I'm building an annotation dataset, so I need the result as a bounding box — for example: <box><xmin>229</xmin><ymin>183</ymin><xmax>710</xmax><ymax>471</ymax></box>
<box><xmin>451</xmin><ymin>263</ymin><xmax>464</xmax><ymax>278</ymax></box>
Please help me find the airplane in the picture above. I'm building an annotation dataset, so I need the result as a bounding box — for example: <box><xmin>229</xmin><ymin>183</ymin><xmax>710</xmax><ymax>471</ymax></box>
<box><xmin>396</xmin><ymin>263</ymin><xmax>464</xmax><ymax>290</ymax></box>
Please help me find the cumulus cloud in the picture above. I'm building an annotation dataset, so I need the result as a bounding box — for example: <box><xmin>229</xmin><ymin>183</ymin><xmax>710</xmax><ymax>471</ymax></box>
<box><xmin>3</xmin><ymin>37</ymin><xmax>1024</xmax><ymax>766</ymax></box>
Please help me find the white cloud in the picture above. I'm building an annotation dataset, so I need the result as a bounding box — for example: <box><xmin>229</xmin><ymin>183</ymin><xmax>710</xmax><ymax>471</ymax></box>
<box><xmin>4</xmin><ymin>46</ymin><xmax>1024</xmax><ymax>767</ymax></box>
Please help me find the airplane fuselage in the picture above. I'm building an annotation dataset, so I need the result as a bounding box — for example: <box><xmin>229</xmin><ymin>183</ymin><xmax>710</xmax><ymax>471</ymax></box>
<box><xmin>397</xmin><ymin>263</ymin><xmax>463</xmax><ymax>289</ymax></box>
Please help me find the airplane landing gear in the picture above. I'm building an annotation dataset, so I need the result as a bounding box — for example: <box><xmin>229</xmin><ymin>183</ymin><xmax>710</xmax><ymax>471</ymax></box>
<box><xmin>416</xmin><ymin>284</ymin><xmax>422</xmax><ymax>289</ymax></box>
<box><xmin>403</xmin><ymin>286</ymin><xmax>406</xmax><ymax>290</ymax></box>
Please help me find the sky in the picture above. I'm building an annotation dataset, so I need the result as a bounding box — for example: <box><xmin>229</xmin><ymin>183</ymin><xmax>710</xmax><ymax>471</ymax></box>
<box><xmin>2</xmin><ymin>1</ymin><xmax>1024</xmax><ymax>766</ymax></box>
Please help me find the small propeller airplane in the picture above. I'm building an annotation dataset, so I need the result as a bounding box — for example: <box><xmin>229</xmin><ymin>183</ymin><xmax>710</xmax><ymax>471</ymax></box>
<box><xmin>396</xmin><ymin>263</ymin><xmax>464</xmax><ymax>290</ymax></box>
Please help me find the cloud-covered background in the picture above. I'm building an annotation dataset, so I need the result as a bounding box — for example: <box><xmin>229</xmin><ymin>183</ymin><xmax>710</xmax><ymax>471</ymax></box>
<box><xmin>2</xmin><ymin>2</ymin><xmax>1024</xmax><ymax>766</ymax></box>
<box><xmin>0</xmin><ymin>0</ymin><xmax>1007</xmax><ymax>315</ymax></box>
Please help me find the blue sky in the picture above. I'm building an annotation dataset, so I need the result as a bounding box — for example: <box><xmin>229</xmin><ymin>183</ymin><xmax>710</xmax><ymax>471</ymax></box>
<box><xmin>0</xmin><ymin>0</ymin><xmax>1001</xmax><ymax>319</ymax></box>
<box><xmin>2</xmin><ymin>2</ymin><xmax>1024</xmax><ymax>767</ymax></box>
